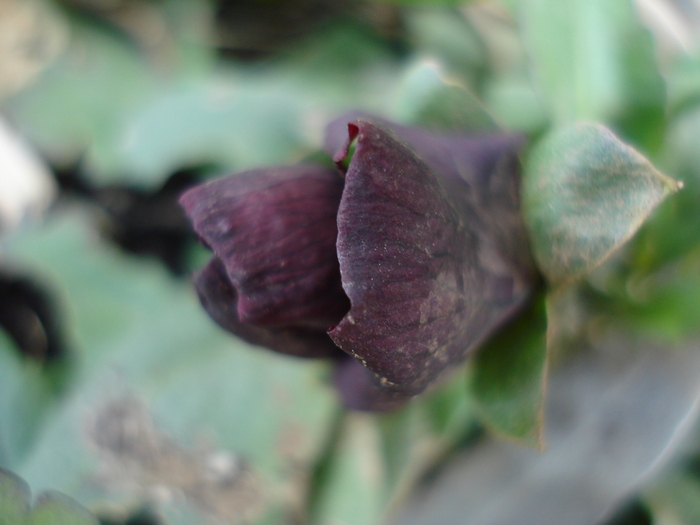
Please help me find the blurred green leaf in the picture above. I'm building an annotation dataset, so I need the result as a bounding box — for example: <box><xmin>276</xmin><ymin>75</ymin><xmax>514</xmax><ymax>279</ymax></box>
<box><xmin>375</xmin><ymin>409</ymin><xmax>427</xmax><ymax>503</ymax></box>
<box><xmin>308</xmin><ymin>414</ymin><xmax>385</xmax><ymax>525</ymax></box>
<box><xmin>634</xmin><ymin>105</ymin><xmax>700</xmax><ymax>271</ymax></box>
<box><xmin>523</xmin><ymin>123</ymin><xmax>680</xmax><ymax>287</ymax></box>
<box><xmin>403</xmin><ymin>9</ymin><xmax>486</xmax><ymax>85</ymax></box>
<box><xmin>4</xmin><ymin>209</ymin><xmax>337</xmax><ymax>523</ymax></box>
<box><xmin>668</xmin><ymin>55</ymin><xmax>700</xmax><ymax>118</ymax></box>
<box><xmin>519</xmin><ymin>0</ymin><xmax>666</xmax><ymax>150</ymax></box>
<box><xmin>306</xmin><ymin>370</ymin><xmax>476</xmax><ymax>525</ymax></box>
<box><xmin>392</xmin><ymin>60</ymin><xmax>497</xmax><ymax>131</ymax></box>
<box><xmin>6</xmin><ymin>13</ymin><xmax>158</xmax><ymax>182</ymax></box>
<box><xmin>618</xmin><ymin>276</ymin><xmax>700</xmax><ymax>342</ymax></box>
<box><xmin>0</xmin><ymin>336</ymin><xmax>29</xmax><ymax>466</ymax></box>
<box><xmin>376</xmin><ymin>373</ymin><xmax>475</xmax><ymax>505</ymax></box>
<box><xmin>469</xmin><ymin>296</ymin><xmax>547</xmax><ymax>448</ymax></box>
<box><xmin>0</xmin><ymin>468</ymin><xmax>97</xmax><ymax>525</ymax></box>
<box><xmin>645</xmin><ymin>471</ymin><xmax>700</xmax><ymax>524</ymax></box>
<box><xmin>0</xmin><ymin>468</ymin><xmax>30</xmax><ymax>525</ymax></box>
<box><xmin>5</xmin><ymin>0</ymin><xmax>218</xmax><ymax>187</ymax></box>
<box><xmin>0</xmin><ymin>333</ymin><xmax>68</xmax><ymax>469</ymax></box>
<box><xmin>462</xmin><ymin>2</ymin><xmax>547</xmax><ymax>133</ymax></box>
<box><xmin>120</xmin><ymin>75</ymin><xmax>311</xmax><ymax>181</ymax></box>
<box><xmin>483</xmin><ymin>73</ymin><xmax>548</xmax><ymax>134</ymax></box>
<box><xmin>28</xmin><ymin>492</ymin><xmax>98</xmax><ymax>525</ymax></box>
<box><xmin>279</xmin><ymin>21</ymin><xmax>400</xmax><ymax>113</ymax></box>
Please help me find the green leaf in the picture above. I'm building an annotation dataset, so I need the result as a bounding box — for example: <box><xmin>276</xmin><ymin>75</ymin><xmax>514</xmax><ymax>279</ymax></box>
<box><xmin>308</xmin><ymin>414</ymin><xmax>385</xmax><ymax>525</ymax></box>
<box><xmin>483</xmin><ymin>74</ymin><xmax>548</xmax><ymax>134</ymax></box>
<box><xmin>0</xmin><ymin>468</ymin><xmax>30</xmax><ymax>525</ymax></box>
<box><xmin>519</xmin><ymin>0</ymin><xmax>666</xmax><ymax>150</ymax></box>
<box><xmin>668</xmin><ymin>55</ymin><xmax>700</xmax><ymax>117</ymax></box>
<box><xmin>0</xmin><ymin>468</ymin><xmax>98</xmax><ymax>525</ymax></box>
<box><xmin>0</xmin><ymin>333</ymin><xmax>69</xmax><ymax>469</ymax></box>
<box><xmin>633</xmin><ymin>105</ymin><xmax>700</xmax><ymax>272</ymax></box>
<box><xmin>120</xmin><ymin>75</ymin><xmax>310</xmax><ymax>181</ymax></box>
<box><xmin>645</xmin><ymin>471</ymin><xmax>700</xmax><ymax>524</ymax></box>
<box><xmin>375</xmin><ymin>374</ymin><xmax>476</xmax><ymax>506</ymax></box>
<box><xmin>6</xmin><ymin>13</ymin><xmax>158</xmax><ymax>184</ymax></box>
<box><xmin>28</xmin><ymin>493</ymin><xmax>98</xmax><ymax>525</ymax></box>
<box><xmin>306</xmin><ymin>373</ymin><xmax>477</xmax><ymax>525</ymax></box>
<box><xmin>403</xmin><ymin>9</ymin><xmax>486</xmax><ymax>84</ymax></box>
<box><xmin>469</xmin><ymin>296</ymin><xmax>548</xmax><ymax>448</ymax></box>
<box><xmin>523</xmin><ymin>123</ymin><xmax>681</xmax><ymax>287</ymax></box>
<box><xmin>392</xmin><ymin>60</ymin><xmax>497</xmax><ymax>131</ymax></box>
<box><xmin>5</xmin><ymin>2</ymin><xmax>218</xmax><ymax>187</ymax></box>
<box><xmin>4</xmin><ymin>209</ymin><xmax>337</xmax><ymax>524</ymax></box>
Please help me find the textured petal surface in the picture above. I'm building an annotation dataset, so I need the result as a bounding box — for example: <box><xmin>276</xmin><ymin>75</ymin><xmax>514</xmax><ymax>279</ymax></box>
<box><xmin>180</xmin><ymin>165</ymin><xmax>349</xmax><ymax>331</ymax></box>
<box><xmin>328</xmin><ymin>120</ymin><xmax>536</xmax><ymax>399</ymax></box>
<box><xmin>194</xmin><ymin>257</ymin><xmax>342</xmax><ymax>358</ymax></box>
<box><xmin>326</xmin><ymin>112</ymin><xmax>536</xmax><ymax>278</ymax></box>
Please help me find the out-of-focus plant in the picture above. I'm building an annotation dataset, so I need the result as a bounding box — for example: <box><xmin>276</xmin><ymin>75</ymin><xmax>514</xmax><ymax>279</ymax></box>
<box><xmin>1</xmin><ymin>1</ymin><xmax>700</xmax><ymax>525</ymax></box>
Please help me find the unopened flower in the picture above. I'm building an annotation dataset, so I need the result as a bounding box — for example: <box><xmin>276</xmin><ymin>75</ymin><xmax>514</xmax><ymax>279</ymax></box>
<box><xmin>180</xmin><ymin>114</ymin><xmax>537</xmax><ymax>411</ymax></box>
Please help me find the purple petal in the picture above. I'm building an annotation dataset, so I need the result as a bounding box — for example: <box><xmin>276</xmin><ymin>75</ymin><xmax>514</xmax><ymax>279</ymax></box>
<box><xmin>326</xmin><ymin>112</ymin><xmax>536</xmax><ymax>276</ymax></box>
<box><xmin>328</xmin><ymin>120</ymin><xmax>536</xmax><ymax>398</ymax></box>
<box><xmin>180</xmin><ymin>165</ymin><xmax>349</xmax><ymax>331</ymax></box>
<box><xmin>195</xmin><ymin>257</ymin><xmax>342</xmax><ymax>358</ymax></box>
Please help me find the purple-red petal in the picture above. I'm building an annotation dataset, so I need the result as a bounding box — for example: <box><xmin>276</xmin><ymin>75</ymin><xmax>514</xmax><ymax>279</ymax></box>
<box><xmin>180</xmin><ymin>165</ymin><xmax>349</xmax><ymax>331</ymax></box>
<box><xmin>195</xmin><ymin>258</ymin><xmax>342</xmax><ymax>357</ymax></box>
<box><xmin>326</xmin><ymin>112</ymin><xmax>536</xmax><ymax>277</ymax></box>
<box><xmin>328</xmin><ymin>120</ymin><xmax>536</xmax><ymax>398</ymax></box>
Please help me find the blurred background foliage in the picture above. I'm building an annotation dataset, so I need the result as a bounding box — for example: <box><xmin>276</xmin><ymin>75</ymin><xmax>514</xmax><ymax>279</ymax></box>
<box><xmin>2</xmin><ymin>0</ymin><xmax>700</xmax><ymax>524</ymax></box>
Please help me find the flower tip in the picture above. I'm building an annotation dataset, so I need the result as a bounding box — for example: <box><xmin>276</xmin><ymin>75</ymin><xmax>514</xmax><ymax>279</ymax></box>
<box><xmin>332</xmin><ymin>122</ymin><xmax>360</xmax><ymax>166</ymax></box>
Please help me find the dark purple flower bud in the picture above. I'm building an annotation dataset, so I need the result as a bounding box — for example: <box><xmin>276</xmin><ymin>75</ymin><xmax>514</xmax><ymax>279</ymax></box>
<box><xmin>180</xmin><ymin>116</ymin><xmax>538</xmax><ymax>411</ymax></box>
<box><xmin>180</xmin><ymin>165</ymin><xmax>348</xmax><ymax>358</ymax></box>
<box><xmin>326</xmin><ymin>117</ymin><xmax>537</xmax><ymax>408</ymax></box>
<box><xmin>193</xmin><ymin>256</ymin><xmax>343</xmax><ymax>358</ymax></box>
